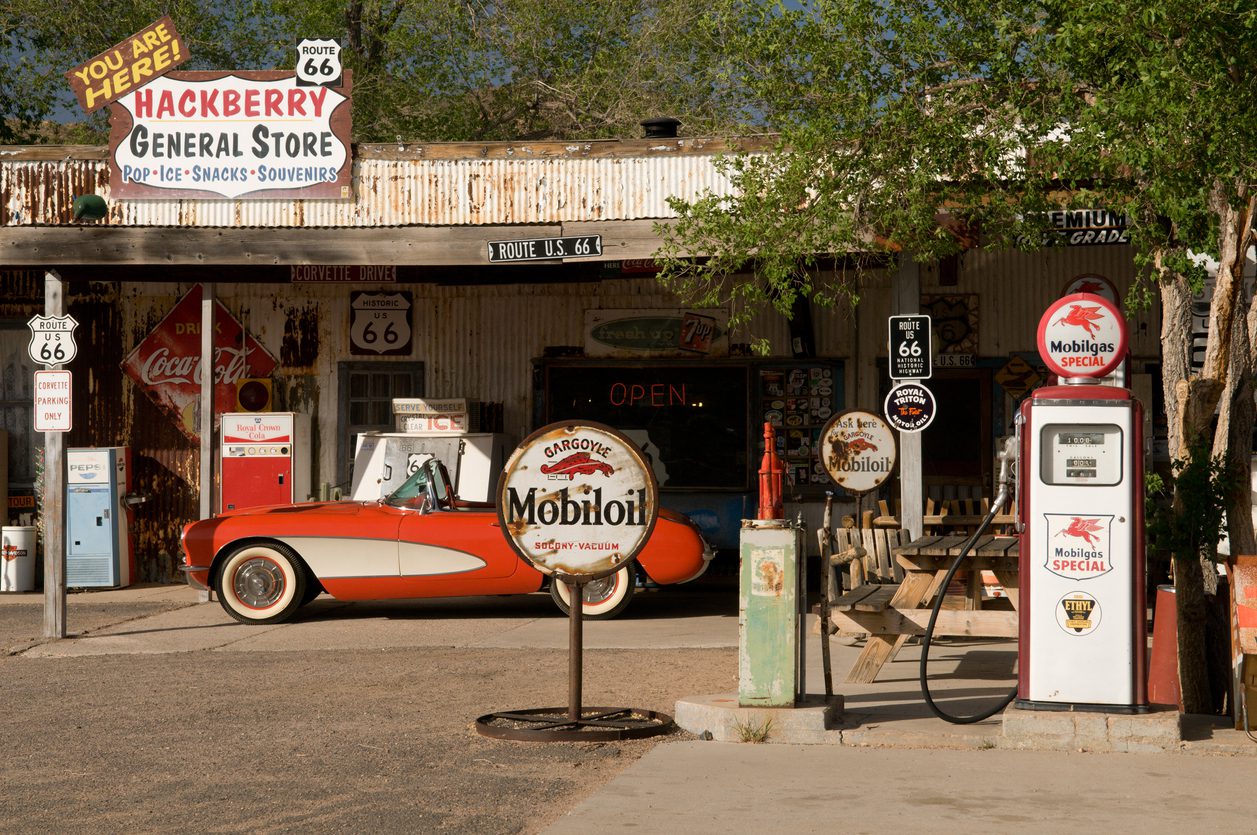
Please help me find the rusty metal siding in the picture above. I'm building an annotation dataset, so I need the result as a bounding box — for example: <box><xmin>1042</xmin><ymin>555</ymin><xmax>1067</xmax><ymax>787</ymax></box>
<box><xmin>2</xmin><ymin>154</ymin><xmax>741</xmax><ymax>228</ymax></box>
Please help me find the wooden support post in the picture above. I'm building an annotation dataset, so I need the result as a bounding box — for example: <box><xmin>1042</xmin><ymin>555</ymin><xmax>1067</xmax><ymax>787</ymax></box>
<box><xmin>199</xmin><ymin>284</ymin><xmax>215</xmax><ymax>521</ymax></box>
<box><xmin>42</xmin><ymin>270</ymin><xmax>67</xmax><ymax>639</ymax></box>
<box><xmin>894</xmin><ymin>255</ymin><xmax>923</xmax><ymax>539</ymax></box>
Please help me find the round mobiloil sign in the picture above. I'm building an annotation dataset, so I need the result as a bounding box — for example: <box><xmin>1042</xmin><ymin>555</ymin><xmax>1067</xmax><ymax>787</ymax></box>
<box><xmin>497</xmin><ymin>421</ymin><xmax>659</xmax><ymax>580</ymax></box>
<box><xmin>817</xmin><ymin>410</ymin><xmax>897</xmax><ymax>493</ymax></box>
<box><xmin>1036</xmin><ymin>292</ymin><xmax>1128</xmax><ymax>379</ymax></box>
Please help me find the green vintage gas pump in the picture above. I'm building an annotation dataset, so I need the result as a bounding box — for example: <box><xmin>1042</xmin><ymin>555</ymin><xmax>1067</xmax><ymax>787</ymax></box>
<box><xmin>738</xmin><ymin>423</ymin><xmax>806</xmax><ymax>707</ymax></box>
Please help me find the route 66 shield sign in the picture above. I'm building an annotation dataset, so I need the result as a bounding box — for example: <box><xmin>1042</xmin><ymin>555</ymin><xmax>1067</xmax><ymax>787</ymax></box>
<box><xmin>350</xmin><ymin>291</ymin><xmax>412</xmax><ymax>356</ymax></box>
<box><xmin>27</xmin><ymin>314</ymin><xmax>79</xmax><ymax>367</ymax></box>
<box><xmin>296</xmin><ymin>38</ymin><xmax>343</xmax><ymax>87</ymax></box>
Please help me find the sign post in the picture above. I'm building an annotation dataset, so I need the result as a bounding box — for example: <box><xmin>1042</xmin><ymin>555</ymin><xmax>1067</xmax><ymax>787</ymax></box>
<box><xmin>35</xmin><ymin>273</ymin><xmax>72</xmax><ymax>638</ymax></box>
<box><xmin>476</xmin><ymin>421</ymin><xmax>674</xmax><ymax>741</ymax></box>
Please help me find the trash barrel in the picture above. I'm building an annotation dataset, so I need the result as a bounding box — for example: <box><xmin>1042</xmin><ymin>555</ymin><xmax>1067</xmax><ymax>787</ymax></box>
<box><xmin>1147</xmin><ymin>585</ymin><xmax>1181</xmax><ymax>709</ymax></box>
<box><xmin>0</xmin><ymin>526</ymin><xmax>37</xmax><ymax>592</ymax></box>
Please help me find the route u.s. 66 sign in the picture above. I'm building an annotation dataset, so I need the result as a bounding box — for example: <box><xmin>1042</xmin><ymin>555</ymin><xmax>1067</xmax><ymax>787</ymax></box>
<box><xmin>27</xmin><ymin>314</ymin><xmax>79</xmax><ymax>367</ymax></box>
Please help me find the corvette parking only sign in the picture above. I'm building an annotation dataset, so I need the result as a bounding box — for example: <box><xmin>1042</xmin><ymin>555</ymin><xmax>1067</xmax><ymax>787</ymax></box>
<box><xmin>34</xmin><ymin>370</ymin><xmax>72</xmax><ymax>432</ymax></box>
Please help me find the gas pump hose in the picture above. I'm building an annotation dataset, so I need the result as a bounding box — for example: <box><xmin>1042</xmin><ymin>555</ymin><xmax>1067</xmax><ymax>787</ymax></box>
<box><xmin>919</xmin><ymin>440</ymin><xmax>1019</xmax><ymax>724</ymax></box>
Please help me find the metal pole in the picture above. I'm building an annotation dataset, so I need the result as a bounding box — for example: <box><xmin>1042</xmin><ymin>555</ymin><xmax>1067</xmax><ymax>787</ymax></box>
<box><xmin>819</xmin><ymin>493</ymin><xmax>834</xmax><ymax>699</ymax></box>
<box><xmin>42</xmin><ymin>271</ymin><xmax>66</xmax><ymax>639</ymax></box>
<box><xmin>199</xmin><ymin>283</ymin><xmax>215</xmax><ymax>521</ymax></box>
<box><xmin>567</xmin><ymin>579</ymin><xmax>584</xmax><ymax>723</ymax></box>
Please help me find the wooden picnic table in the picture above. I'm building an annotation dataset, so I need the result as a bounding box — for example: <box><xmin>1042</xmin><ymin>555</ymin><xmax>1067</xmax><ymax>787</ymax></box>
<box><xmin>828</xmin><ymin>534</ymin><xmax>1021</xmax><ymax>683</ymax></box>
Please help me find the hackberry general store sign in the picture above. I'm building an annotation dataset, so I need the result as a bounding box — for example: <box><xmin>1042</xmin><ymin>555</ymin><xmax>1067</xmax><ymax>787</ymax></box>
<box><xmin>107</xmin><ymin>70</ymin><xmax>353</xmax><ymax>199</ymax></box>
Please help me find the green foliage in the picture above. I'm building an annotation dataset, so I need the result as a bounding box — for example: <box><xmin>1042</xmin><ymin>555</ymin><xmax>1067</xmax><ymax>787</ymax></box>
<box><xmin>657</xmin><ymin>0</ymin><xmax>1257</xmax><ymax>324</ymax></box>
<box><xmin>1</xmin><ymin>1</ymin><xmax>753</xmax><ymax>143</ymax></box>
<box><xmin>1145</xmin><ymin>438</ymin><xmax>1235</xmax><ymax>565</ymax></box>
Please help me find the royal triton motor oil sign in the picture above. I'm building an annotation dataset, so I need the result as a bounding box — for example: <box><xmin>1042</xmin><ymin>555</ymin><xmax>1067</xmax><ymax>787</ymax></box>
<box><xmin>497</xmin><ymin>422</ymin><xmax>658</xmax><ymax>579</ymax></box>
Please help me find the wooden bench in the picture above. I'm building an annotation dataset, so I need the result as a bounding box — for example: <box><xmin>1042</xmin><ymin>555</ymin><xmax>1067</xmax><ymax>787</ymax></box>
<box><xmin>831</xmin><ymin>581</ymin><xmax>900</xmax><ymax>615</ymax></box>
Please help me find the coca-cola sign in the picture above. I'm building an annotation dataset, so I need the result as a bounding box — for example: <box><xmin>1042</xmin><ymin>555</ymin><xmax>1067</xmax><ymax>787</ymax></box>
<box><xmin>497</xmin><ymin>422</ymin><xmax>658</xmax><ymax>579</ymax></box>
<box><xmin>121</xmin><ymin>284</ymin><xmax>277</xmax><ymax>439</ymax></box>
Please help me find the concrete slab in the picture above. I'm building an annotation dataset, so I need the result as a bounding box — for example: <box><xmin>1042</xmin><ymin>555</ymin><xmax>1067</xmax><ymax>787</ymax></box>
<box><xmin>543</xmin><ymin>742</ymin><xmax>1257</xmax><ymax>835</ymax></box>
<box><xmin>1002</xmin><ymin>704</ymin><xmax>1183</xmax><ymax>753</ymax></box>
<box><xmin>675</xmin><ymin>694</ymin><xmax>843</xmax><ymax>744</ymax></box>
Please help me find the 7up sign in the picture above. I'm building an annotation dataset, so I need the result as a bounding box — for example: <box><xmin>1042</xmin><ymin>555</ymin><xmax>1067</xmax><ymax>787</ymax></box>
<box><xmin>27</xmin><ymin>314</ymin><xmax>79</xmax><ymax>367</ymax></box>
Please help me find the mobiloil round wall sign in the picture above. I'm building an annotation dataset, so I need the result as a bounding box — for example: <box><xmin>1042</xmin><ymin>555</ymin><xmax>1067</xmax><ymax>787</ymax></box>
<box><xmin>497</xmin><ymin>421</ymin><xmax>659</xmax><ymax>580</ymax></box>
<box><xmin>817</xmin><ymin>409</ymin><xmax>897</xmax><ymax>493</ymax></box>
<box><xmin>1036</xmin><ymin>292</ymin><xmax>1128</xmax><ymax>379</ymax></box>
<box><xmin>883</xmin><ymin>382</ymin><xmax>937</xmax><ymax>433</ymax></box>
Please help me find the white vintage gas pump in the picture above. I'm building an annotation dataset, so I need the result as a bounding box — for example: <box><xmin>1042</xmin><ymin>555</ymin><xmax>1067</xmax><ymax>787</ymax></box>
<box><xmin>1015</xmin><ymin>293</ymin><xmax>1148</xmax><ymax>712</ymax></box>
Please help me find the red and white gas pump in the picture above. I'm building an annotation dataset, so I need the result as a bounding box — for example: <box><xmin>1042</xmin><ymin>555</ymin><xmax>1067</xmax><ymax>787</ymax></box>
<box><xmin>1016</xmin><ymin>293</ymin><xmax>1148</xmax><ymax>712</ymax></box>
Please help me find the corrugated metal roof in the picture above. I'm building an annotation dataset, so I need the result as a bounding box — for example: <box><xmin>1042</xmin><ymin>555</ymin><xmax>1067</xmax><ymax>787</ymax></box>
<box><xmin>1</xmin><ymin>139</ymin><xmax>772</xmax><ymax>228</ymax></box>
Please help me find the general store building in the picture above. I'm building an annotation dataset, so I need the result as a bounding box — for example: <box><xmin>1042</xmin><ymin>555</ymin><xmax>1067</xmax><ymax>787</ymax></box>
<box><xmin>0</xmin><ymin>137</ymin><xmax>1159</xmax><ymax>582</ymax></box>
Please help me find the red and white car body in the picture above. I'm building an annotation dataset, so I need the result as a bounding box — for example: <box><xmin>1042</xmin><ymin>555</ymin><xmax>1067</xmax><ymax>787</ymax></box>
<box><xmin>182</xmin><ymin>458</ymin><xmax>712</xmax><ymax>623</ymax></box>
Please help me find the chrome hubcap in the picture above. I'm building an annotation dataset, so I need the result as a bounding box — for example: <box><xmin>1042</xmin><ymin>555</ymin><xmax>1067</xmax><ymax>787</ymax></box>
<box><xmin>582</xmin><ymin>574</ymin><xmax>616</xmax><ymax>604</ymax></box>
<box><xmin>233</xmin><ymin>558</ymin><xmax>284</xmax><ymax>608</ymax></box>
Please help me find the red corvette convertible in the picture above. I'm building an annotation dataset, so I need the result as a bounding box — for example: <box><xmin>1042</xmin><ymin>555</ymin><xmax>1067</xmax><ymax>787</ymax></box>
<box><xmin>182</xmin><ymin>457</ymin><xmax>713</xmax><ymax>624</ymax></box>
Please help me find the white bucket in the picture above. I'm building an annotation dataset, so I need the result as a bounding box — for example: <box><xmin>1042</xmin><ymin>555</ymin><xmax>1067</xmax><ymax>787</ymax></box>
<box><xmin>1</xmin><ymin>526</ymin><xmax>37</xmax><ymax>592</ymax></box>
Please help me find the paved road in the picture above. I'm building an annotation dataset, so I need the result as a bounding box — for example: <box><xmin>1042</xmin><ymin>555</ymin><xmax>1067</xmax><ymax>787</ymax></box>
<box><xmin>5</xmin><ymin>585</ymin><xmax>1254</xmax><ymax>834</ymax></box>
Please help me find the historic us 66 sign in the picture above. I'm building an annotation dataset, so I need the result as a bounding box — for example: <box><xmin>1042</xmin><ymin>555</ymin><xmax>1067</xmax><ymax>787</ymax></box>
<box><xmin>497</xmin><ymin>422</ymin><xmax>658</xmax><ymax>580</ymax></box>
<box><xmin>27</xmin><ymin>314</ymin><xmax>79</xmax><ymax>366</ymax></box>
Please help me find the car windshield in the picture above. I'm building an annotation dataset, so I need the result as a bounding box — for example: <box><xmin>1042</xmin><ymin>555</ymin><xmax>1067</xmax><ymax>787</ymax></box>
<box><xmin>384</xmin><ymin>459</ymin><xmax>451</xmax><ymax>509</ymax></box>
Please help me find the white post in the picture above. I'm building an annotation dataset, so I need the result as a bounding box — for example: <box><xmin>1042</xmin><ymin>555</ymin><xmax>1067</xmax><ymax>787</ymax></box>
<box><xmin>42</xmin><ymin>271</ymin><xmax>67</xmax><ymax>638</ymax></box>
<box><xmin>197</xmin><ymin>284</ymin><xmax>216</xmax><ymax>602</ymax></box>
<box><xmin>894</xmin><ymin>256</ymin><xmax>923</xmax><ymax>539</ymax></box>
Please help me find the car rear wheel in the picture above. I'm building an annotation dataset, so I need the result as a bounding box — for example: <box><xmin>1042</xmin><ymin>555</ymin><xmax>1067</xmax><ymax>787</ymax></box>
<box><xmin>216</xmin><ymin>542</ymin><xmax>307</xmax><ymax>624</ymax></box>
<box><xmin>549</xmin><ymin>565</ymin><xmax>635</xmax><ymax>619</ymax></box>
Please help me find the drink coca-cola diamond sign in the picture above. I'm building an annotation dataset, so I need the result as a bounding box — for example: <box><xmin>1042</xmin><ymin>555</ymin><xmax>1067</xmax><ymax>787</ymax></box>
<box><xmin>121</xmin><ymin>284</ymin><xmax>277</xmax><ymax>439</ymax></box>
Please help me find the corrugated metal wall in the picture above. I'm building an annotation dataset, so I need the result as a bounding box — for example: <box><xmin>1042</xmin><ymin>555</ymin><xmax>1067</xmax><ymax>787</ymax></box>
<box><xmin>2</xmin><ymin>154</ymin><xmax>742</xmax><ymax>227</ymax></box>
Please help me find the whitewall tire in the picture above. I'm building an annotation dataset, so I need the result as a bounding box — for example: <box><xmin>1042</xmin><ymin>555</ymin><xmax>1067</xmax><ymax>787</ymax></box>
<box><xmin>549</xmin><ymin>565</ymin><xmax>635</xmax><ymax>619</ymax></box>
<box><xmin>216</xmin><ymin>542</ymin><xmax>307</xmax><ymax>624</ymax></box>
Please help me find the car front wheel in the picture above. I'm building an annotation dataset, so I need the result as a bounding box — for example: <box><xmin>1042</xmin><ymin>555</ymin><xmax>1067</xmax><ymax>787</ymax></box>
<box><xmin>216</xmin><ymin>542</ymin><xmax>307</xmax><ymax>624</ymax></box>
<box><xmin>549</xmin><ymin>565</ymin><xmax>635</xmax><ymax>619</ymax></box>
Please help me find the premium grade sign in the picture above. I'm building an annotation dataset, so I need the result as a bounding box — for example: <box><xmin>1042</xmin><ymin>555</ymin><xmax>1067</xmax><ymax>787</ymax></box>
<box><xmin>488</xmin><ymin>236</ymin><xmax>602</xmax><ymax>262</ymax></box>
<box><xmin>497</xmin><ymin>422</ymin><xmax>658</xmax><ymax>579</ymax></box>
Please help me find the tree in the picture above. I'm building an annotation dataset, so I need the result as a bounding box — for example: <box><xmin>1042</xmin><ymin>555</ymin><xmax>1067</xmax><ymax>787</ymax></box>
<box><xmin>1</xmin><ymin>1</ymin><xmax>750</xmax><ymax>143</ymax></box>
<box><xmin>657</xmin><ymin>0</ymin><xmax>1257</xmax><ymax>713</ymax></box>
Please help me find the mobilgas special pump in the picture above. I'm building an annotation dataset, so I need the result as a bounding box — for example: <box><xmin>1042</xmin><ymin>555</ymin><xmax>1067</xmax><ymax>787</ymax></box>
<box><xmin>920</xmin><ymin>293</ymin><xmax>1148</xmax><ymax>723</ymax></box>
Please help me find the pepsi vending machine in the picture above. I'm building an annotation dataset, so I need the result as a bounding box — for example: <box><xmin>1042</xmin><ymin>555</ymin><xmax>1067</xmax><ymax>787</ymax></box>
<box><xmin>1017</xmin><ymin>293</ymin><xmax>1148</xmax><ymax>712</ymax></box>
<box><xmin>66</xmin><ymin>447</ymin><xmax>136</xmax><ymax>588</ymax></box>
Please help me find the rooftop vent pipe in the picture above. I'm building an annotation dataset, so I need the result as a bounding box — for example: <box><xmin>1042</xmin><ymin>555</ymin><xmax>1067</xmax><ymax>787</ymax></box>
<box><xmin>640</xmin><ymin>117</ymin><xmax>681</xmax><ymax>138</ymax></box>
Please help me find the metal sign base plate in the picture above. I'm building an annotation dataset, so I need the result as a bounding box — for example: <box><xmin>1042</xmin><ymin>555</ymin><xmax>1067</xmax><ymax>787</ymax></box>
<box><xmin>474</xmin><ymin>707</ymin><xmax>675</xmax><ymax>742</ymax></box>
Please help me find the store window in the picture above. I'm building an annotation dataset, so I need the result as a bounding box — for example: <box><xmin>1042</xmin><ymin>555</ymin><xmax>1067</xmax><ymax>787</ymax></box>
<box><xmin>542</xmin><ymin>361</ymin><xmax>750</xmax><ymax>490</ymax></box>
<box><xmin>0</xmin><ymin>325</ymin><xmax>37</xmax><ymax>490</ymax></box>
<box><xmin>336</xmin><ymin>361</ymin><xmax>424</xmax><ymax>486</ymax></box>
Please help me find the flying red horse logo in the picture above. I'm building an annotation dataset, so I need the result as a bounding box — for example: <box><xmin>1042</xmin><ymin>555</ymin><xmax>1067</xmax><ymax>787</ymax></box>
<box><xmin>827</xmin><ymin>436</ymin><xmax>879</xmax><ymax>471</ymax></box>
<box><xmin>540</xmin><ymin>452</ymin><xmax>615</xmax><ymax>480</ymax></box>
<box><xmin>1056</xmin><ymin>517</ymin><xmax>1104</xmax><ymax>547</ymax></box>
<box><xmin>1053</xmin><ymin>304</ymin><xmax>1105</xmax><ymax>339</ymax></box>
<box><xmin>1073</xmin><ymin>280</ymin><xmax>1105</xmax><ymax>296</ymax></box>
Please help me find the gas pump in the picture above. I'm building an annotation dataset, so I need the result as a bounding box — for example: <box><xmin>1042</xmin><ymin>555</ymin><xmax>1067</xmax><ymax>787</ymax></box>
<box><xmin>920</xmin><ymin>292</ymin><xmax>1148</xmax><ymax>722</ymax></box>
<box><xmin>1015</xmin><ymin>293</ymin><xmax>1148</xmax><ymax>712</ymax></box>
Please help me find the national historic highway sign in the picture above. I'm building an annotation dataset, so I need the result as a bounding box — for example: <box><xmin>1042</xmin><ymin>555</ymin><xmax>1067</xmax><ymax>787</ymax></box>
<box><xmin>27</xmin><ymin>314</ymin><xmax>79</xmax><ymax>367</ymax></box>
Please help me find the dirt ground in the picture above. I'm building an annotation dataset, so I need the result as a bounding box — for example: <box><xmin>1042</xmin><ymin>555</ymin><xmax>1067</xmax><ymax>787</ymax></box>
<box><xmin>0</xmin><ymin>598</ymin><xmax>737</xmax><ymax>834</ymax></box>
